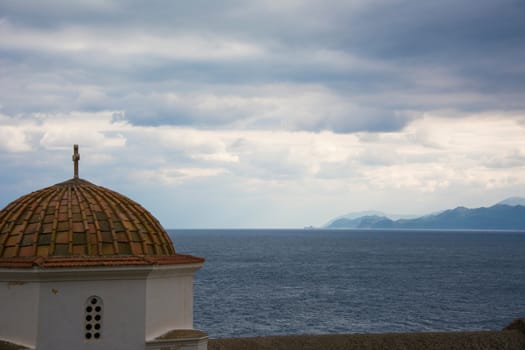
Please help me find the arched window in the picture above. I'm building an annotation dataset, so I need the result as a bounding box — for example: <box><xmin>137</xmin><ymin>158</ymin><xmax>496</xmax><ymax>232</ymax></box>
<box><xmin>84</xmin><ymin>296</ymin><xmax>103</xmax><ymax>340</ymax></box>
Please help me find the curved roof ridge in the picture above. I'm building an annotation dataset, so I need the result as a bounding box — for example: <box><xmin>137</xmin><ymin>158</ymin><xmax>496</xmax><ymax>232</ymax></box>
<box><xmin>31</xmin><ymin>184</ymin><xmax>66</xmax><ymax>257</ymax></box>
<box><xmin>81</xmin><ymin>181</ymin><xmax>122</xmax><ymax>256</ymax></box>
<box><xmin>88</xmin><ymin>182</ymin><xmax>174</xmax><ymax>255</ymax></box>
<box><xmin>71</xmin><ymin>180</ymin><xmax>95</xmax><ymax>256</ymax></box>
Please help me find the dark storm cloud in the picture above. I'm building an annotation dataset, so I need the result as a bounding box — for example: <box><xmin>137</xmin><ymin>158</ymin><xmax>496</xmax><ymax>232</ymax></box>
<box><xmin>1</xmin><ymin>0</ymin><xmax>524</xmax><ymax>133</ymax></box>
<box><xmin>331</xmin><ymin>1</ymin><xmax>525</xmax><ymax>57</ymax></box>
<box><xmin>334</xmin><ymin>0</ymin><xmax>525</xmax><ymax>93</ymax></box>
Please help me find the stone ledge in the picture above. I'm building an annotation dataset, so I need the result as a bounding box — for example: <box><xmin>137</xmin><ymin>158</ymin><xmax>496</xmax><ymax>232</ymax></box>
<box><xmin>146</xmin><ymin>329</ymin><xmax>208</xmax><ymax>350</ymax></box>
<box><xmin>0</xmin><ymin>340</ymin><xmax>31</xmax><ymax>350</ymax></box>
<box><xmin>155</xmin><ymin>329</ymin><xmax>208</xmax><ymax>340</ymax></box>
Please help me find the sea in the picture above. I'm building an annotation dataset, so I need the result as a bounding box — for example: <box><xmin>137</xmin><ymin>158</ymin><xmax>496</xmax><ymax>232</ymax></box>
<box><xmin>169</xmin><ymin>229</ymin><xmax>525</xmax><ymax>339</ymax></box>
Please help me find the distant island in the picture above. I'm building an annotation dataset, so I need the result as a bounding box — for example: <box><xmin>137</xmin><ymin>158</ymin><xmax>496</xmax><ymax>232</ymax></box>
<box><xmin>324</xmin><ymin>197</ymin><xmax>525</xmax><ymax>230</ymax></box>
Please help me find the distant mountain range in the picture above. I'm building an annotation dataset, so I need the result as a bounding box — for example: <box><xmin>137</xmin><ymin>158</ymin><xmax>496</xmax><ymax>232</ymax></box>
<box><xmin>325</xmin><ymin>197</ymin><xmax>525</xmax><ymax>230</ymax></box>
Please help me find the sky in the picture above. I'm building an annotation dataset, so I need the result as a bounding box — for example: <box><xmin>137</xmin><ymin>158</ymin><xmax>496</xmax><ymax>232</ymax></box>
<box><xmin>1</xmin><ymin>0</ymin><xmax>525</xmax><ymax>228</ymax></box>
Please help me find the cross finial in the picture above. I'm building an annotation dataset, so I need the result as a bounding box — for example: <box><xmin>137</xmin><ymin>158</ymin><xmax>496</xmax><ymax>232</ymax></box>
<box><xmin>72</xmin><ymin>144</ymin><xmax>80</xmax><ymax>178</ymax></box>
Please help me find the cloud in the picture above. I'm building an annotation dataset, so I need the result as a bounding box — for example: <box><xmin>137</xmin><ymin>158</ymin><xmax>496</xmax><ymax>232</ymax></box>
<box><xmin>1</xmin><ymin>0</ymin><xmax>524</xmax><ymax>135</ymax></box>
<box><xmin>0</xmin><ymin>19</ymin><xmax>264</xmax><ymax>61</ymax></box>
<box><xmin>1</xmin><ymin>110</ymin><xmax>524</xmax><ymax>188</ymax></box>
<box><xmin>0</xmin><ymin>127</ymin><xmax>31</xmax><ymax>152</ymax></box>
<box><xmin>130</xmin><ymin>166</ymin><xmax>228</xmax><ymax>186</ymax></box>
<box><xmin>1</xmin><ymin>109</ymin><xmax>525</xmax><ymax>227</ymax></box>
<box><xmin>1</xmin><ymin>1</ymin><xmax>525</xmax><ymax>226</ymax></box>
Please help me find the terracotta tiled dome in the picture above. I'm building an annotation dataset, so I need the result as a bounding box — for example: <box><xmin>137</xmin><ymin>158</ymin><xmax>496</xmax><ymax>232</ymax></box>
<box><xmin>0</xmin><ymin>177</ymin><xmax>176</xmax><ymax>257</ymax></box>
<box><xmin>0</xmin><ymin>146</ymin><xmax>203</xmax><ymax>268</ymax></box>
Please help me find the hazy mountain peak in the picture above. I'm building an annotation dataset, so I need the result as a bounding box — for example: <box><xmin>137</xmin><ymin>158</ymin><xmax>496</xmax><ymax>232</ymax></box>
<box><xmin>497</xmin><ymin>197</ymin><xmax>525</xmax><ymax>206</ymax></box>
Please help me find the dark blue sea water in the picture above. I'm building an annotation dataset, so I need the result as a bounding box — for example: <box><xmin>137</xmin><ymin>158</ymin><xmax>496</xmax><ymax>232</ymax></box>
<box><xmin>169</xmin><ymin>229</ymin><xmax>525</xmax><ymax>339</ymax></box>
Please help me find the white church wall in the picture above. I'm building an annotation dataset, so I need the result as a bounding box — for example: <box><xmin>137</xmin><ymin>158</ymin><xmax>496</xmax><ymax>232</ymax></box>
<box><xmin>0</xmin><ymin>279</ymin><xmax>40</xmax><ymax>348</ymax></box>
<box><xmin>1</xmin><ymin>263</ymin><xmax>203</xmax><ymax>349</ymax></box>
<box><xmin>145</xmin><ymin>265</ymin><xmax>201</xmax><ymax>340</ymax></box>
<box><xmin>36</xmin><ymin>271</ymin><xmax>148</xmax><ymax>350</ymax></box>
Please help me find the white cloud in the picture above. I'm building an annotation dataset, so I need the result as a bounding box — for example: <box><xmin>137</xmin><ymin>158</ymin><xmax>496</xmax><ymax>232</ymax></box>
<box><xmin>0</xmin><ymin>125</ymin><xmax>32</xmax><ymax>152</ymax></box>
<box><xmin>130</xmin><ymin>167</ymin><xmax>227</xmax><ymax>186</ymax></box>
<box><xmin>2</xmin><ymin>110</ymin><xmax>524</xmax><ymax>186</ymax></box>
<box><xmin>36</xmin><ymin>111</ymin><xmax>128</xmax><ymax>150</ymax></box>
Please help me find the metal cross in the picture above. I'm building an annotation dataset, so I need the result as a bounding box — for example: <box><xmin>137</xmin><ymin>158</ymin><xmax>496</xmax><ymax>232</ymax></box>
<box><xmin>72</xmin><ymin>144</ymin><xmax>80</xmax><ymax>178</ymax></box>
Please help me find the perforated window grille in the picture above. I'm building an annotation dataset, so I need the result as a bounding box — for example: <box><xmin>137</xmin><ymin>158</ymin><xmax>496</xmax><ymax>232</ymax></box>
<box><xmin>84</xmin><ymin>296</ymin><xmax>103</xmax><ymax>340</ymax></box>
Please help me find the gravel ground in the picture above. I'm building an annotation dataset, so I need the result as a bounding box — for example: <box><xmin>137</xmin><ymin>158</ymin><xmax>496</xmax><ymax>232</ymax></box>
<box><xmin>209</xmin><ymin>329</ymin><xmax>525</xmax><ymax>350</ymax></box>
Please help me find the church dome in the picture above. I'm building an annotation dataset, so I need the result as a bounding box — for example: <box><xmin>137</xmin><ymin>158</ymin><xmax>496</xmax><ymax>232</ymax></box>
<box><xmin>0</xmin><ymin>146</ymin><xmax>203</xmax><ymax>268</ymax></box>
